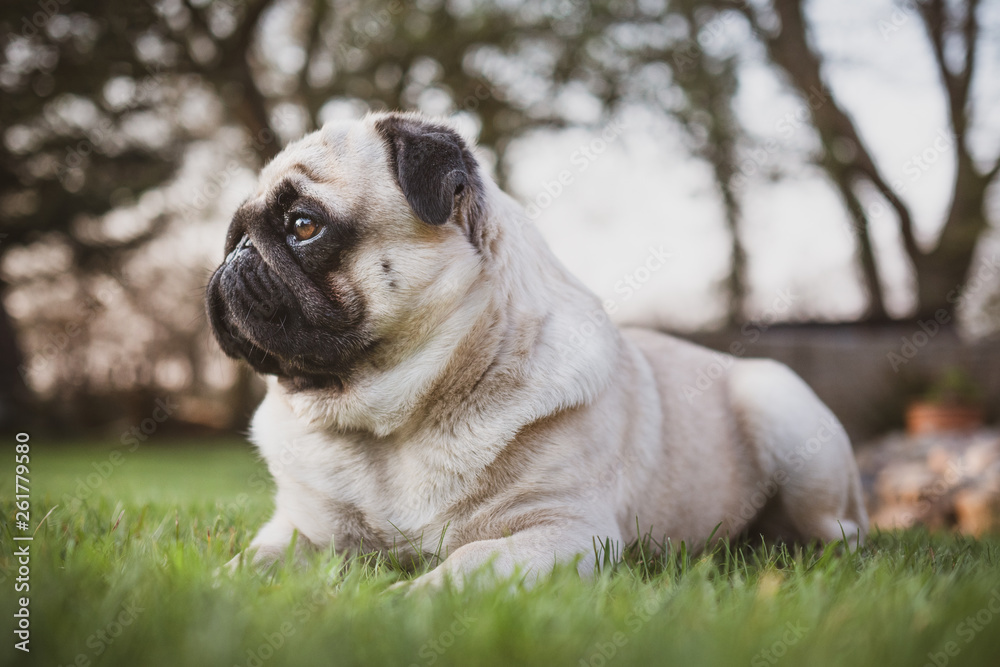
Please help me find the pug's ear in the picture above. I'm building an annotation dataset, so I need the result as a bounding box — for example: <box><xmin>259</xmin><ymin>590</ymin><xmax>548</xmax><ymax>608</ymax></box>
<box><xmin>375</xmin><ymin>116</ymin><xmax>475</xmax><ymax>226</ymax></box>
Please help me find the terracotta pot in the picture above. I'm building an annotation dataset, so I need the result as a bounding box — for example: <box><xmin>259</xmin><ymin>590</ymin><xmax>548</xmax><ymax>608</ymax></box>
<box><xmin>906</xmin><ymin>401</ymin><xmax>984</xmax><ymax>436</ymax></box>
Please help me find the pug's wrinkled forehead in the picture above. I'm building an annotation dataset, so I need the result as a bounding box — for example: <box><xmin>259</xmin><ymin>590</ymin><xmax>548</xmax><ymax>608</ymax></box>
<box><xmin>224</xmin><ymin>114</ymin><xmax>486</xmax><ymax>257</ymax></box>
<box><xmin>256</xmin><ymin>122</ymin><xmax>361</xmax><ymax>187</ymax></box>
<box><xmin>241</xmin><ymin>123</ymin><xmax>379</xmax><ymax>228</ymax></box>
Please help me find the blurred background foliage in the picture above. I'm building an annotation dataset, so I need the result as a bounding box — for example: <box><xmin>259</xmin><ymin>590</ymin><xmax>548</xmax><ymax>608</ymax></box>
<box><xmin>0</xmin><ymin>0</ymin><xmax>998</xmax><ymax>436</ymax></box>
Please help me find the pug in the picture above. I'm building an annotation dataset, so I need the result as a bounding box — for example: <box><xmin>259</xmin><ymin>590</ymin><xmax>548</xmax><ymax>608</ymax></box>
<box><xmin>206</xmin><ymin>111</ymin><xmax>868</xmax><ymax>586</ymax></box>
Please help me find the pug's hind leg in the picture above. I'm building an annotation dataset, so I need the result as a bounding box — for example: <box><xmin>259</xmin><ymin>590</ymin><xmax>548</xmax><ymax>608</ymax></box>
<box><xmin>729</xmin><ymin>359</ymin><xmax>869</xmax><ymax>548</ymax></box>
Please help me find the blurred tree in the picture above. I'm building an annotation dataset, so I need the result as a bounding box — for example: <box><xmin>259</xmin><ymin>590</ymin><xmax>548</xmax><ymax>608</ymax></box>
<box><xmin>733</xmin><ymin>0</ymin><xmax>1000</xmax><ymax>321</ymax></box>
<box><xmin>659</xmin><ymin>0</ymin><xmax>748</xmax><ymax>324</ymax></box>
<box><xmin>1</xmin><ymin>0</ymin><xmax>752</xmax><ymax>428</ymax></box>
<box><xmin>5</xmin><ymin>0</ymin><xmax>992</xmax><ymax>432</ymax></box>
<box><xmin>1</xmin><ymin>1</ymin><xmax>185</xmax><ymax>424</ymax></box>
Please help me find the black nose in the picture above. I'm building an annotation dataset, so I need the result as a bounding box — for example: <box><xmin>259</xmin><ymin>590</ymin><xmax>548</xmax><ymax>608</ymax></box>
<box><xmin>225</xmin><ymin>234</ymin><xmax>254</xmax><ymax>265</ymax></box>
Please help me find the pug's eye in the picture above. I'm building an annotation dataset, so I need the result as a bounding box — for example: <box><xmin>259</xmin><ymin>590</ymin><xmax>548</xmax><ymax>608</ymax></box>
<box><xmin>292</xmin><ymin>216</ymin><xmax>320</xmax><ymax>241</ymax></box>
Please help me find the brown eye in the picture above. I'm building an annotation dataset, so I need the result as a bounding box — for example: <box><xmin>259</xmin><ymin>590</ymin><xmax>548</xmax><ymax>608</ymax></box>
<box><xmin>292</xmin><ymin>216</ymin><xmax>320</xmax><ymax>241</ymax></box>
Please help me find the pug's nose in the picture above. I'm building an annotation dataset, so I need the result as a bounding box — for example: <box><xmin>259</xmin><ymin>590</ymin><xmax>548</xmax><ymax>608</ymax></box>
<box><xmin>225</xmin><ymin>234</ymin><xmax>254</xmax><ymax>264</ymax></box>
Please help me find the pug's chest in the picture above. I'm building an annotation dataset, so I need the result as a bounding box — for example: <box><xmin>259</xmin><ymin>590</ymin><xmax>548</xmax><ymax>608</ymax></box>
<box><xmin>270</xmin><ymin>436</ymin><xmax>480</xmax><ymax>556</ymax></box>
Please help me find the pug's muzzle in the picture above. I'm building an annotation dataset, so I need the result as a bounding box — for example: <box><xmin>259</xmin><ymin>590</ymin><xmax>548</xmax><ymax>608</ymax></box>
<box><xmin>205</xmin><ymin>198</ymin><xmax>369</xmax><ymax>386</ymax></box>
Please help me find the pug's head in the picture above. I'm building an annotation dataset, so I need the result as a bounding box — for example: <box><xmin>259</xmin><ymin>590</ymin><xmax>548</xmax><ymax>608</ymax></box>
<box><xmin>205</xmin><ymin>112</ymin><xmax>489</xmax><ymax>391</ymax></box>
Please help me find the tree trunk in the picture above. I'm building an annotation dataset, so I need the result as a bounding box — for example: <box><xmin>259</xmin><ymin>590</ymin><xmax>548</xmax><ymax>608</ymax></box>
<box><xmin>716</xmin><ymin>176</ymin><xmax>748</xmax><ymax>325</ymax></box>
<box><xmin>830</xmin><ymin>173</ymin><xmax>889</xmax><ymax>321</ymax></box>
<box><xmin>740</xmin><ymin>0</ymin><xmax>891</xmax><ymax>318</ymax></box>
<box><xmin>738</xmin><ymin>0</ymin><xmax>995</xmax><ymax>322</ymax></box>
<box><xmin>914</xmin><ymin>158</ymin><xmax>991</xmax><ymax>318</ymax></box>
<box><xmin>0</xmin><ymin>282</ymin><xmax>32</xmax><ymax>430</ymax></box>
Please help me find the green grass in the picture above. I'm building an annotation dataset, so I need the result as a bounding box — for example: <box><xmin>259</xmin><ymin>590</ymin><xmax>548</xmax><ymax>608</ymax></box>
<box><xmin>3</xmin><ymin>441</ymin><xmax>1000</xmax><ymax>667</ymax></box>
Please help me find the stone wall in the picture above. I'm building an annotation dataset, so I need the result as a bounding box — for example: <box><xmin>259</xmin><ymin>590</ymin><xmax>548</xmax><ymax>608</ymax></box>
<box><xmin>678</xmin><ymin>323</ymin><xmax>1000</xmax><ymax>443</ymax></box>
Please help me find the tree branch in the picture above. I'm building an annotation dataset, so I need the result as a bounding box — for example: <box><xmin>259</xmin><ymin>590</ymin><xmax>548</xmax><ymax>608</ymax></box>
<box><xmin>850</xmin><ymin>155</ymin><xmax>922</xmax><ymax>263</ymax></box>
<box><xmin>917</xmin><ymin>0</ymin><xmax>979</xmax><ymax>140</ymax></box>
<box><xmin>297</xmin><ymin>0</ymin><xmax>328</xmax><ymax>115</ymax></box>
<box><xmin>958</xmin><ymin>0</ymin><xmax>980</xmax><ymax>109</ymax></box>
<box><xmin>218</xmin><ymin>0</ymin><xmax>279</xmax><ymax>162</ymax></box>
<box><xmin>830</xmin><ymin>170</ymin><xmax>888</xmax><ymax>321</ymax></box>
<box><xmin>735</xmin><ymin>0</ymin><xmax>915</xmax><ymax>314</ymax></box>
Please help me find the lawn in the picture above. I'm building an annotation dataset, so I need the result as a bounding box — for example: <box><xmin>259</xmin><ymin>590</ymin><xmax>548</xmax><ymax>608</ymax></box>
<box><xmin>2</xmin><ymin>440</ymin><xmax>1000</xmax><ymax>667</ymax></box>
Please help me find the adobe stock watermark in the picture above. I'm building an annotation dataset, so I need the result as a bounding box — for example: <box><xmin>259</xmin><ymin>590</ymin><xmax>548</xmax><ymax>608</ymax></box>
<box><xmin>456</xmin><ymin>78</ymin><xmax>503</xmax><ymax>115</ymax></box>
<box><xmin>891</xmin><ymin>129</ymin><xmax>954</xmax><ymax>196</ymax></box>
<box><xmin>53</xmin><ymin>59</ymin><xmax>171</xmax><ymax>182</ymax></box>
<box><xmin>522</xmin><ymin>118</ymin><xmax>628</xmax><ymax>222</ymax></box>
<box><xmin>120</xmin><ymin>396</ymin><xmax>179</xmax><ymax>447</ymax></box>
<box><xmin>895</xmin><ymin>458</ymin><xmax>968</xmax><ymax>528</ymax></box>
<box><xmin>219</xmin><ymin>431</ymin><xmax>343</xmax><ymax>534</ymax></box>
<box><xmin>220</xmin><ymin>468</ymin><xmax>273</xmax><ymax>522</ymax></box>
<box><xmin>14</xmin><ymin>0</ymin><xmax>72</xmax><ymax>39</ymax></box>
<box><xmin>878</xmin><ymin>0</ymin><xmax>920</xmax><ymax>41</ymax></box>
<box><xmin>237</xmin><ymin>622</ymin><xmax>297</xmax><ymax>667</ymax></box>
<box><xmin>578</xmin><ymin>596</ymin><xmax>666</xmax><ymax>667</ymax></box>
<box><xmin>178</xmin><ymin>107</ymin><xmax>298</xmax><ymax>221</ymax></box>
<box><xmin>727</xmin><ymin>414</ymin><xmax>842</xmax><ymax>529</ymax></box>
<box><xmin>336</xmin><ymin>0</ymin><xmax>405</xmax><ymax>59</ymax></box>
<box><xmin>16</xmin><ymin>277</ymin><xmax>123</xmax><ymax>383</ymax></box>
<box><xmin>731</xmin><ymin>86</ymin><xmax>829</xmax><ymax>189</ymax></box>
<box><xmin>885</xmin><ymin>310</ymin><xmax>951</xmax><ymax>373</ymax></box>
<box><xmin>750</xmin><ymin>621</ymin><xmax>809</xmax><ymax>666</ymax></box>
<box><xmin>682</xmin><ymin>289</ymin><xmax>797</xmax><ymax>403</ymax></box>
<box><xmin>408</xmin><ymin>611</ymin><xmax>476</xmax><ymax>667</ymax></box>
<box><xmin>555</xmin><ymin>243</ymin><xmax>673</xmax><ymax>360</ymax></box>
<box><xmin>17</xmin><ymin>299</ymin><xmax>103</xmax><ymax>380</ymax></box>
<box><xmin>886</xmin><ymin>254</ymin><xmax>1000</xmax><ymax>372</ymax></box>
<box><xmin>60</xmin><ymin>397</ymin><xmax>178</xmax><ymax>508</ymax></box>
<box><xmin>579</xmin><ymin>449</ymin><xmax>642</xmax><ymax>507</ymax></box>
<box><xmin>857</xmin><ymin>128</ymin><xmax>955</xmax><ymax>232</ymax></box>
<box><xmin>671</xmin><ymin>4</ymin><xmax>751</xmax><ymax>72</ymax></box>
<box><xmin>923</xmin><ymin>588</ymin><xmax>1000</xmax><ymax>667</ymax></box>
<box><xmin>55</xmin><ymin>597</ymin><xmax>144</xmax><ymax>667</ymax></box>
<box><xmin>235</xmin><ymin>586</ymin><xmax>330</xmax><ymax>667</ymax></box>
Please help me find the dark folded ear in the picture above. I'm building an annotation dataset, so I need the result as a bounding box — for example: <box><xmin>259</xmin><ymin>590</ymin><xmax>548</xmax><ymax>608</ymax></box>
<box><xmin>375</xmin><ymin>115</ymin><xmax>475</xmax><ymax>226</ymax></box>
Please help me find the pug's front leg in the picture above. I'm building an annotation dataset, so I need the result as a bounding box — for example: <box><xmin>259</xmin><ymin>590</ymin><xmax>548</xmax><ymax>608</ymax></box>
<box><xmin>405</xmin><ymin>524</ymin><xmax>614</xmax><ymax>590</ymax></box>
<box><xmin>227</xmin><ymin>510</ymin><xmax>313</xmax><ymax>572</ymax></box>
